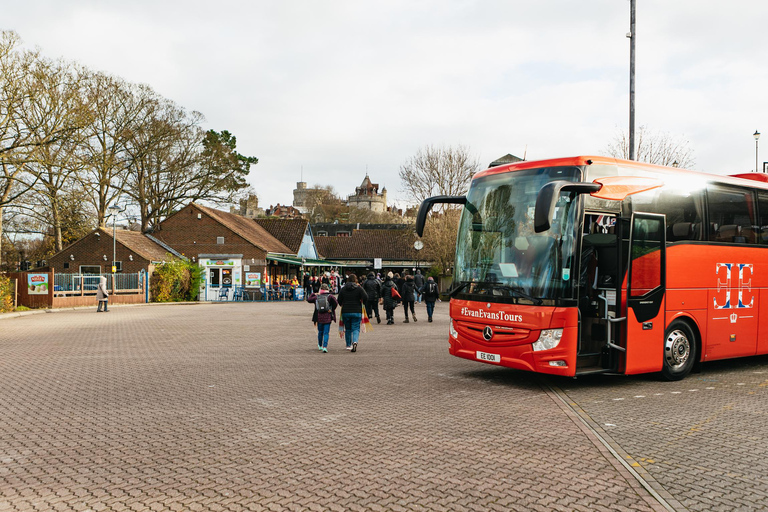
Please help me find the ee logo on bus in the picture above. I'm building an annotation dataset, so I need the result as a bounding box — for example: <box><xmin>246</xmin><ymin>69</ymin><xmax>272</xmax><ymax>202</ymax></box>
<box><xmin>713</xmin><ymin>263</ymin><xmax>754</xmax><ymax>311</ymax></box>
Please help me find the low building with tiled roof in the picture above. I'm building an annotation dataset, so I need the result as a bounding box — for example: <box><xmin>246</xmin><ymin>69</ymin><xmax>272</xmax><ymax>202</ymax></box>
<box><xmin>254</xmin><ymin>218</ymin><xmax>310</xmax><ymax>254</ymax></box>
<box><xmin>154</xmin><ymin>203</ymin><xmax>333</xmax><ymax>300</ymax></box>
<box><xmin>315</xmin><ymin>228</ymin><xmax>430</xmax><ymax>275</ymax></box>
<box><xmin>47</xmin><ymin>227</ymin><xmax>178</xmax><ymax>276</ymax></box>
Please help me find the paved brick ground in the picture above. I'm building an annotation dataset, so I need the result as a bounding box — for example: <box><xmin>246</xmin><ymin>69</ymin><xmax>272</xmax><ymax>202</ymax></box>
<box><xmin>0</xmin><ymin>301</ymin><xmax>663</xmax><ymax>511</ymax></box>
<box><xmin>553</xmin><ymin>356</ymin><xmax>768</xmax><ymax>512</ymax></box>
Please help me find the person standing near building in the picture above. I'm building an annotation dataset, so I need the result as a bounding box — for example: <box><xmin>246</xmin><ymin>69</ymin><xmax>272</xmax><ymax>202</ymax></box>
<box><xmin>401</xmin><ymin>275</ymin><xmax>417</xmax><ymax>323</ymax></box>
<box><xmin>414</xmin><ymin>270</ymin><xmax>424</xmax><ymax>304</ymax></box>
<box><xmin>307</xmin><ymin>283</ymin><xmax>338</xmax><ymax>353</ymax></box>
<box><xmin>362</xmin><ymin>272</ymin><xmax>382</xmax><ymax>324</ymax></box>
<box><xmin>422</xmin><ymin>276</ymin><xmax>439</xmax><ymax>322</ymax></box>
<box><xmin>338</xmin><ymin>274</ymin><xmax>368</xmax><ymax>352</ymax></box>
<box><xmin>96</xmin><ymin>276</ymin><xmax>109</xmax><ymax>312</ymax></box>
<box><xmin>380</xmin><ymin>272</ymin><xmax>399</xmax><ymax>325</ymax></box>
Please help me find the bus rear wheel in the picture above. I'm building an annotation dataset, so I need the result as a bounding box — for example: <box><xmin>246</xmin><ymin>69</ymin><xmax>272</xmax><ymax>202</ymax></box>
<box><xmin>661</xmin><ymin>321</ymin><xmax>697</xmax><ymax>381</ymax></box>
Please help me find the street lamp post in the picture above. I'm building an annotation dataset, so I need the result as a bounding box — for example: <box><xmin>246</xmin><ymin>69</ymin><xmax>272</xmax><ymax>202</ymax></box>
<box><xmin>108</xmin><ymin>204</ymin><xmax>123</xmax><ymax>292</ymax></box>
<box><xmin>754</xmin><ymin>130</ymin><xmax>761</xmax><ymax>173</ymax></box>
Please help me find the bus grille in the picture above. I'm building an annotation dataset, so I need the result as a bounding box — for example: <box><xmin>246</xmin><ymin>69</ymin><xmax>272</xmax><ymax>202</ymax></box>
<box><xmin>456</xmin><ymin>320</ymin><xmax>535</xmax><ymax>345</ymax></box>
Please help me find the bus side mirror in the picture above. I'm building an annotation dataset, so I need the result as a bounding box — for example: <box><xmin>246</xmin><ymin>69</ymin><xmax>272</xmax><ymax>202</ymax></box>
<box><xmin>415</xmin><ymin>195</ymin><xmax>467</xmax><ymax>237</ymax></box>
<box><xmin>534</xmin><ymin>181</ymin><xmax>601</xmax><ymax>233</ymax></box>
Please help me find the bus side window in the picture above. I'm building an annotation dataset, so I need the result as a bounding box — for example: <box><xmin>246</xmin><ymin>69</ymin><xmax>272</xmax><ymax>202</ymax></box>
<box><xmin>707</xmin><ymin>185</ymin><xmax>757</xmax><ymax>244</ymax></box>
<box><xmin>758</xmin><ymin>193</ymin><xmax>768</xmax><ymax>244</ymax></box>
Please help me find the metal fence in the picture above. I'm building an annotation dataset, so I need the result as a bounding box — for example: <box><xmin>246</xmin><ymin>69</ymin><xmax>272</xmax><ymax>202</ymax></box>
<box><xmin>54</xmin><ymin>273</ymin><xmax>143</xmax><ymax>295</ymax></box>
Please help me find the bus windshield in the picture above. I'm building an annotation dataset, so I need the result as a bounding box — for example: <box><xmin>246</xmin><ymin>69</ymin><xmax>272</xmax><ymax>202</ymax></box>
<box><xmin>453</xmin><ymin>166</ymin><xmax>582</xmax><ymax>304</ymax></box>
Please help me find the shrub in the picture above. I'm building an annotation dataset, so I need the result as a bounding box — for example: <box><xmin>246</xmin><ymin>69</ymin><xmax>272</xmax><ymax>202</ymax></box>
<box><xmin>0</xmin><ymin>275</ymin><xmax>14</xmax><ymax>312</ymax></box>
<box><xmin>150</xmin><ymin>258</ymin><xmax>202</xmax><ymax>302</ymax></box>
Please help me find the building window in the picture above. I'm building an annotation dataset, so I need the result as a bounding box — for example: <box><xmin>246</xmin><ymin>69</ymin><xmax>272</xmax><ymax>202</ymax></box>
<box><xmin>217</xmin><ymin>236</ymin><xmax>225</xmax><ymax>244</ymax></box>
<box><xmin>63</xmin><ymin>262</ymin><xmax>70</xmax><ymax>269</ymax></box>
<box><xmin>113</xmin><ymin>261</ymin><xmax>123</xmax><ymax>272</ymax></box>
<box><xmin>79</xmin><ymin>265</ymin><xmax>101</xmax><ymax>274</ymax></box>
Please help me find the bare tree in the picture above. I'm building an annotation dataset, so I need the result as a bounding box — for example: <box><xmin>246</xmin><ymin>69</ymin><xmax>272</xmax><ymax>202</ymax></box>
<box><xmin>76</xmin><ymin>71</ymin><xmax>145</xmax><ymax>227</ymax></box>
<box><xmin>420</xmin><ymin>209</ymin><xmax>461</xmax><ymax>276</ymax></box>
<box><xmin>605</xmin><ymin>125</ymin><xmax>695</xmax><ymax>169</ymax></box>
<box><xmin>302</xmin><ymin>185</ymin><xmax>346</xmax><ymax>222</ymax></box>
<box><xmin>0</xmin><ymin>31</ymin><xmax>84</xmax><ymax>266</ymax></box>
<box><xmin>398</xmin><ymin>144</ymin><xmax>480</xmax><ymax>206</ymax></box>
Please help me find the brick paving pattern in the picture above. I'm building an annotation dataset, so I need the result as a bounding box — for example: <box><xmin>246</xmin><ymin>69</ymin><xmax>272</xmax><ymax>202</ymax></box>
<box><xmin>554</xmin><ymin>357</ymin><xmax>768</xmax><ymax>511</ymax></box>
<box><xmin>0</xmin><ymin>301</ymin><xmax>662</xmax><ymax>511</ymax></box>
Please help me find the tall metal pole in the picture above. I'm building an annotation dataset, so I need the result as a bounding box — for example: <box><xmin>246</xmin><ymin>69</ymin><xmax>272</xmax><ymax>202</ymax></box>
<box><xmin>754</xmin><ymin>130</ymin><xmax>761</xmax><ymax>172</ymax></box>
<box><xmin>629</xmin><ymin>0</ymin><xmax>636</xmax><ymax>161</ymax></box>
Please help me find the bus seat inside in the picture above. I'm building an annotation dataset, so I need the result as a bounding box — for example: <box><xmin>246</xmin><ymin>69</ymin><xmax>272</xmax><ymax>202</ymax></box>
<box><xmin>717</xmin><ymin>224</ymin><xmax>740</xmax><ymax>242</ymax></box>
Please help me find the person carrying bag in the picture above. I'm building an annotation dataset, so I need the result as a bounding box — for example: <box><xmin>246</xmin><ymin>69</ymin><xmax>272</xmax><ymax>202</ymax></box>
<box><xmin>337</xmin><ymin>274</ymin><xmax>368</xmax><ymax>352</ymax></box>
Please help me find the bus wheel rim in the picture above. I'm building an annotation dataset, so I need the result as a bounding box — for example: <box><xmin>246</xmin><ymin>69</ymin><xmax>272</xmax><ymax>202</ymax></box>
<box><xmin>665</xmin><ymin>329</ymin><xmax>690</xmax><ymax>370</ymax></box>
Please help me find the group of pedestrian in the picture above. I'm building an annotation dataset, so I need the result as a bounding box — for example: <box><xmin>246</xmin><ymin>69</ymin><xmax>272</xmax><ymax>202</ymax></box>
<box><xmin>306</xmin><ymin>269</ymin><xmax>441</xmax><ymax>351</ymax></box>
<box><xmin>307</xmin><ymin>273</ymin><xmax>367</xmax><ymax>353</ymax></box>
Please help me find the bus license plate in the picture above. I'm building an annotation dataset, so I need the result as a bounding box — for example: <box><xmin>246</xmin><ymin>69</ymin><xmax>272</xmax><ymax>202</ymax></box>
<box><xmin>477</xmin><ymin>351</ymin><xmax>501</xmax><ymax>363</ymax></box>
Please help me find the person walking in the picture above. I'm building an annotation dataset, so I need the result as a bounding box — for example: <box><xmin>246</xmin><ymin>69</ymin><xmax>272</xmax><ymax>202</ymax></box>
<box><xmin>307</xmin><ymin>283</ymin><xmax>338</xmax><ymax>353</ymax></box>
<box><xmin>414</xmin><ymin>270</ymin><xmax>425</xmax><ymax>304</ymax></box>
<box><xmin>380</xmin><ymin>272</ymin><xmax>399</xmax><ymax>325</ymax></box>
<box><xmin>422</xmin><ymin>276</ymin><xmax>440</xmax><ymax>322</ymax></box>
<box><xmin>96</xmin><ymin>276</ymin><xmax>109</xmax><ymax>312</ymax></box>
<box><xmin>401</xmin><ymin>275</ymin><xmax>417</xmax><ymax>323</ymax></box>
<box><xmin>337</xmin><ymin>274</ymin><xmax>368</xmax><ymax>352</ymax></box>
<box><xmin>362</xmin><ymin>272</ymin><xmax>382</xmax><ymax>324</ymax></box>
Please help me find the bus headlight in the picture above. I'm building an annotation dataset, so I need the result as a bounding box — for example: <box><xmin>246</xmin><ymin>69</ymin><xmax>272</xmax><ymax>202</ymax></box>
<box><xmin>532</xmin><ymin>329</ymin><xmax>563</xmax><ymax>352</ymax></box>
<box><xmin>449</xmin><ymin>319</ymin><xmax>458</xmax><ymax>339</ymax></box>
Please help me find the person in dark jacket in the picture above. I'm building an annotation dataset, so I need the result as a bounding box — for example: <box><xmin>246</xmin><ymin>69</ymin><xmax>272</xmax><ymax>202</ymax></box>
<box><xmin>380</xmin><ymin>272</ymin><xmax>399</xmax><ymax>325</ymax></box>
<box><xmin>307</xmin><ymin>283</ymin><xmax>338</xmax><ymax>352</ymax></box>
<box><xmin>401</xmin><ymin>275</ymin><xmax>417</xmax><ymax>322</ymax></box>
<box><xmin>413</xmin><ymin>270</ymin><xmax>425</xmax><ymax>303</ymax></box>
<box><xmin>337</xmin><ymin>274</ymin><xmax>368</xmax><ymax>352</ymax></box>
<box><xmin>362</xmin><ymin>272</ymin><xmax>382</xmax><ymax>324</ymax></box>
<box><xmin>421</xmin><ymin>276</ymin><xmax>440</xmax><ymax>322</ymax></box>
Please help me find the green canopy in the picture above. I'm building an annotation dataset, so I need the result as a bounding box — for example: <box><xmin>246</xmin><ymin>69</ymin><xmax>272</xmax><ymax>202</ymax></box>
<box><xmin>266</xmin><ymin>254</ymin><xmax>346</xmax><ymax>267</ymax></box>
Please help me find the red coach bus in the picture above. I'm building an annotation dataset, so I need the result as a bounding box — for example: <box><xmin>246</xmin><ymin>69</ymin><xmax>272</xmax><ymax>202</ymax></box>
<box><xmin>416</xmin><ymin>156</ymin><xmax>768</xmax><ymax>380</ymax></box>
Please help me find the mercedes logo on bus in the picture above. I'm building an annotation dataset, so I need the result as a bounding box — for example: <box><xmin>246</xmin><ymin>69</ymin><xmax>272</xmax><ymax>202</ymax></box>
<box><xmin>483</xmin><ymin>326</ymin><xmax>493</xmax><ymax>341</ymax></box>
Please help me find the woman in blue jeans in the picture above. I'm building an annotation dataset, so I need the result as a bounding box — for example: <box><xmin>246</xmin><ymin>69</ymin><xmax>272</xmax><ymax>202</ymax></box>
<box><xmin>307</xmin><ymin>284</ymin><xmax>338</xmax><ymax>352</ymax></box>
<box><xmin>337</xmin><ymin>274</ymin><xmax>368</xmax><ymax>352</ymax></box>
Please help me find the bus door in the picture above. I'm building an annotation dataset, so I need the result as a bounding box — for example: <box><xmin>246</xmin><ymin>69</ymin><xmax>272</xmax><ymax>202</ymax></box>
<box><xmin>577</xmin><ymin>214</ymin><xmax>623</xmax><ymax>373</ymax></box>
<box><xmin>623</xmin><ymin>213</ymin><xmax>666</xmax><ymax>374</ymax></box>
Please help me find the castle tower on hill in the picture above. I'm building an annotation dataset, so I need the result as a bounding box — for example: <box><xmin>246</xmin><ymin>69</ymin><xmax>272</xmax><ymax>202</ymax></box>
<box><xmin>230</xmin><ymin>194</ymin><xmax>264</xmax><ymax>218</ymax></box>
<box><xmin>347</xmin><ymin>174</ymin><xmax>386</xmax><ymax>212</ymax></box>
<box><xmin>292</xmin><ymin>181</ymin><xmax>310</xmax><ymax>214</ymax></box>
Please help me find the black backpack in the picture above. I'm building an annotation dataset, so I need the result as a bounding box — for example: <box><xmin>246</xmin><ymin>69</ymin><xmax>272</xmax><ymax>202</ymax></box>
<box><xmin>315</xmin><ymin>294</ymin><xmax>329</xmax><ymax>313</ymax></box>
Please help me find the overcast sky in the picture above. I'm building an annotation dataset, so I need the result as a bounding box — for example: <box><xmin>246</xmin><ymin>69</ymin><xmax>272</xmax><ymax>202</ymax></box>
<box><xmin>4</xmin><ymin>1</ymin><xmax>768</xmax><ymax>209</ymax></box>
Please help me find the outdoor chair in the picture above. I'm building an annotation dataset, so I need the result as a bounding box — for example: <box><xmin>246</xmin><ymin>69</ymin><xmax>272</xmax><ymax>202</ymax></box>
<box><xmin>218</xmin><ymin>287</ymin><xmax>229</xmax><ymax>301</ymax></box>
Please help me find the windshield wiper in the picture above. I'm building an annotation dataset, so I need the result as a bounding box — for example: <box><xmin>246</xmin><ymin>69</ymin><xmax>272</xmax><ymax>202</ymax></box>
<box><xmin>449</xmin><ymin>281</ymin><xmax>471</xmax><ymax>297</ymax></box>
<box><xmin>476</xmin><ymin>283</ymin><xmax>543</xmax><ymax>305</ymax></box>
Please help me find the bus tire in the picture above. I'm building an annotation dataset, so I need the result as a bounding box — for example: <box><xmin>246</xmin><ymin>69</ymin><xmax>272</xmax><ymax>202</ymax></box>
<box><xmin>661</xmin><ymin>321</ymin><xmax>697</xmax><ymax>381</ymax></box>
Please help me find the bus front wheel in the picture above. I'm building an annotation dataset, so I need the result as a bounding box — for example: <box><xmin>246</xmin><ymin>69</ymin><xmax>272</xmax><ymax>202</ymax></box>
<box><xmin>661</xmin><ymin>321</ymin><xmax>697</xmax><ymax>381</ymax></box>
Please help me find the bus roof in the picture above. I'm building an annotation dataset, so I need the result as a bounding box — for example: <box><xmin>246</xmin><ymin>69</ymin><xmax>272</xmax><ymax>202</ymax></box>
<box><xmin>473</xmin><ymin>155</ymin><xmax>768</xmax><ymax>190</ymax></box>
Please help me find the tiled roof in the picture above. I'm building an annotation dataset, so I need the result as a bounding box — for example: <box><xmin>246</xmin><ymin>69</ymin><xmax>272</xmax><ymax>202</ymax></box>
<box><xmin>195</xmin><ymin>204</ymin><xmax>292</xmax><ymax>254</ymax></box>
<box><xmin>315</xmin><ymin>229</ymin><xmax>417</xmax><ymax>260</ymax></box>
<box><xmin>253</xmin><ymin>218</ymin><xmax>308</xmax><ymax>253</ymax></box>
<box><xmin>111</xmin><ymin>229</ymin><xmax>176</xmax><ymax>261</ymax></box>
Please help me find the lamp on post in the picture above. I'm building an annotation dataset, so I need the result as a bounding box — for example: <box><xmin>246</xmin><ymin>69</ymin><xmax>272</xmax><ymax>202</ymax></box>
<box><xmin>108</xmin><ymin>204</ymin><xmax>123</xmax><ymax>292</ymax></box>
<box><xmin>754</xmin><ymin>130</ymin><xmax>761</xmax><ymax>173</ymax></box>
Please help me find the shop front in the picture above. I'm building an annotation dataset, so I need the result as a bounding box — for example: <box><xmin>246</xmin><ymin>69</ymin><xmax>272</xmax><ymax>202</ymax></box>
<box><xmin>198</xmin><ymin>254</ymin><xmax>243</xmax><ymax>301</ymax></box>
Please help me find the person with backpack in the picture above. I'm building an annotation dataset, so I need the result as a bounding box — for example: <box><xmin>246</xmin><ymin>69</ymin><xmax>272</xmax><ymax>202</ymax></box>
<box><xmin>401</xmin><ymin>275</ymin><xmax>417</xmax><ymax>323</ymax></box>
<box><xmin>422</xmin><ymin>276</ymin><xmax>440</xmax><ymax>322</ymax></box>
<box><xmin>307</xmin><ymin>283</ymin><xmax>338</xmax><ymax>353</ymax></box>
<box><xmin>362</xmin><ymin>272</ymin><xmax>382</xmax><ymax>324</ymax></box>
<box><xmin>380</xmin><ymin>272</ymin><xmax>399</xmax><ymax>325</ymax></box>
<box><xmin>337</xmin><ymin>274</ymin><xmax>368</xmax><ymax>352</ymax></box>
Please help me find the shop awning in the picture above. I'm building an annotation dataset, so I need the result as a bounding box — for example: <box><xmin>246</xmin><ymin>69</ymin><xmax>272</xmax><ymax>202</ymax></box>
<box><xmin>266</xmin><ymin>254</ymin><xmax>346</xmax><ymax>267</ymax></box>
